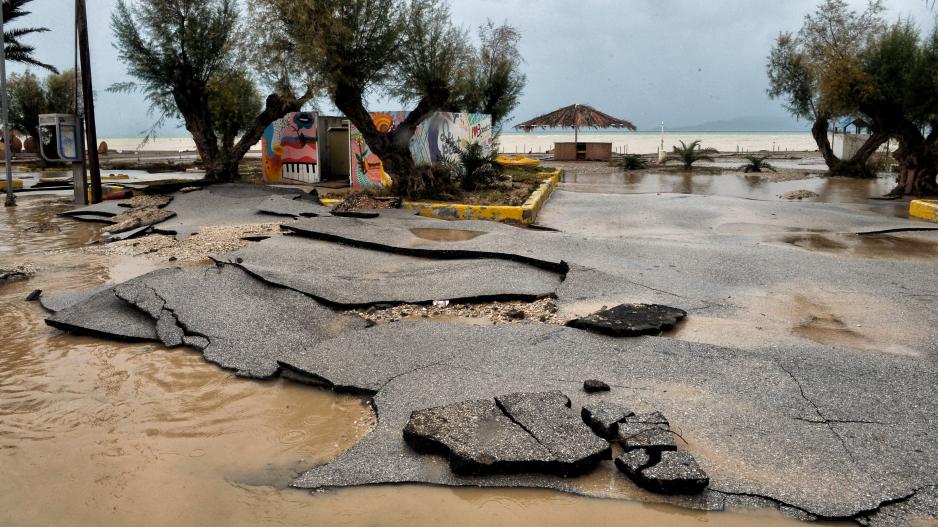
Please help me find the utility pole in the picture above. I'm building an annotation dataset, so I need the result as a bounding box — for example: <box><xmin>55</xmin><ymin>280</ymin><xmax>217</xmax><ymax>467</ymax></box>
<box><xmin>1</xmin><ymin>4</ymin><xmax>15</xmax><ymax>207</ymax></box>
<box><xmin>76</xmin><ymin>0</ymin><xmax>102</xmax><ymax>203</ymax></box>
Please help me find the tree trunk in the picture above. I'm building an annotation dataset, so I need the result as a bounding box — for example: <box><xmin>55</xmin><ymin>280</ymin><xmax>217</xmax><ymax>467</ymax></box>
<box><xmin>811</xmin><ymin>116</ymin><xmax>888</xmax><ymax>178</ymax></box>
<box><xmin>331</xmin><ymin>81</ymin><xmax>449</xmax><ymax>196</ymax></box>
<box><xmin>183</xmin><ymin>91</ymin><xmax>311</xmax><ymax>182</ymax></box>
<box><xmin>891</xmin><ymin>124</ymin><xmax>938</xmax><ymax>197</ymax></box>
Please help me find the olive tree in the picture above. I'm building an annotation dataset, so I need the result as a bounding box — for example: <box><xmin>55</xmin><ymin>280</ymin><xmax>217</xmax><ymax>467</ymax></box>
<box><xmin>767</xmin><ymin>0</ymin><xmax>889</xmax><ymax>178</ymax></box>
<box><xmin>111</xmin><ymin>0</ymin><xmax>315</xmax><ymax>181</ymax></box>
<box><xmin>7</xmin><ymin>69</ymin><xmax>78</xmax><ymax>145</ymax></box>
<box><xmin>264</xmin><ymin>0</ymin><xmax>525</xmax><ymax>195</ymax></box>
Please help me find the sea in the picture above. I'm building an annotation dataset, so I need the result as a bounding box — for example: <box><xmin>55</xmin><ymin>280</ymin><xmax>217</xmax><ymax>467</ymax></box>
<box><xmin>100</xmin><ymin>131</ymin><xmax>818</xmax><ymax>155</ymax></box>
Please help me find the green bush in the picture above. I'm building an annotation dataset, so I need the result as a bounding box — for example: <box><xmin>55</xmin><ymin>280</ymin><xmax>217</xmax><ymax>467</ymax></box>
<box><xmin>443</xmin><ymin>136</ymin><xmax>505</xmax><ymax>191</ymax></box>
<box><xmin>615</xmin><ymin>154</ymin><xmax>648</xmax><ymax>170</ymax></box>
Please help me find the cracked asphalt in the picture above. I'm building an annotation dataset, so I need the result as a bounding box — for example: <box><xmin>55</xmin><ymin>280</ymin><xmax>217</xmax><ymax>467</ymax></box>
<box><xmin>50</xmin><ymin>184</ymin><xmax>938</xmax><ymax>524</ymax></box>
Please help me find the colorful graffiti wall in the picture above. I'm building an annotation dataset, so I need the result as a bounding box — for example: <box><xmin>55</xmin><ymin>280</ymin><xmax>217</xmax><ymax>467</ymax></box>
<box><xmin>350</xmin><ymin>112</ymin><xmax>493</xmax><ymax>190</ymax></box>
<box><xmin>262</xmin><ymin>112</ymin><xmax>319</xmax><ymax>183</ymax></box>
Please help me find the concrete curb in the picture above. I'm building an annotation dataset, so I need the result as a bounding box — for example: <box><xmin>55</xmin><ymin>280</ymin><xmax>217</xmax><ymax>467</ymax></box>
<box><xmin>909</xmin><ymin>200</ymin><xmax>938</xmax><ymax>222</ymax></box>
<box><xmin>321</xmin><ymin>169</ymin><xmax>562</xmax><ymax>225</ymax></box>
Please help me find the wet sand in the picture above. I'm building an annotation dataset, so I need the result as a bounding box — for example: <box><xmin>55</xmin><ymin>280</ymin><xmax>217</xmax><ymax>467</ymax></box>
<box><xmin>0</xmin><ymin>196</ymin><xmax>838</xmax><ymax>525</ymax></box>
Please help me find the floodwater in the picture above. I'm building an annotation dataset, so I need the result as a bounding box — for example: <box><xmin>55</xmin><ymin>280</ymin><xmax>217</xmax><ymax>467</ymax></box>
<box><xmin>557</xmin><ymin>167</ymin><xmax>914</xmax><ymax>218</ymax></box>
<box><xmin>410</xmin><ymin>227</ymin><xmax>487</xmax><ymax>242</ymax></box>
<box><xmin>1</xmin><ymin>196</ymin><xmax>836</xmax><ymax>526</ymax></box>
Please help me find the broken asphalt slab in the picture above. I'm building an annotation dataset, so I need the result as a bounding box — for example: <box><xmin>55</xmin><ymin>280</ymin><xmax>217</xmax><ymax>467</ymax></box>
<box><xmin>113</xmin><ymin>264</ymin><xmax>368</xmax><ymax>378</ymax></box>
<box><xmin>218</xmin><ymin>235</ymin><xmax>562</xmax><ymax>307</ymax></box>
<box><xmin>282</xmin><ymin>215</ymin><xmax>570</xmax><ymax>273</ymax></box>
<box><xmin>256</xmin><ymin>195</ymin><xmax>333</xmax><ymax>219</ymax></box>
<box><xmin>155</xmin><ymin>184</ymin><xmax>304</xmax><ymax>239</ymax></box>
<box><xmin>404</xmin><ymin>391</ymin><xmax>609</xmax><ymax>477</ymax></box>
<box><xmin>566</xmin><ymin>304</ymin><xmax>688</xmax><ymax>337</ymax></box>
<box><xmin>616</xmin><ymin>449</ymin><xmax>710</xmax><ymax>495</ymax></box>
<box><xmin>291</xmin><ymin>321</ymin><xmax>938</xmax><ymax>521</ymax></box>
<box><xmin>44</xmin><ymin>286</ymin><xmax>158</xmax><ymax>342</ymax></box>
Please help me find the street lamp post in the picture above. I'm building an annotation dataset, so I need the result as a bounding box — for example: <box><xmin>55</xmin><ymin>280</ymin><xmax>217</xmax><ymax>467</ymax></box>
<box><xmin>1</xmin><ymin>4</ymin><xmax>16</xmax><ymax>207</ymax></box>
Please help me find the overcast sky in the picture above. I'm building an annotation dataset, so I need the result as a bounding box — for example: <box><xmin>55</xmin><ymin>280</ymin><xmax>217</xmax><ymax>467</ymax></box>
<box><xmin>8</xmin><ymin>0</ymin><xmax>936</xmax><ymax>136</ymax></box>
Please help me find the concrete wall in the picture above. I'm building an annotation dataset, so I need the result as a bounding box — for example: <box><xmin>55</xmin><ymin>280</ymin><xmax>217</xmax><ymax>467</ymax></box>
<box><xmin>262</xmin><ymin>112</ymin><xmax>319</xmax><ymax>184</ymax></box>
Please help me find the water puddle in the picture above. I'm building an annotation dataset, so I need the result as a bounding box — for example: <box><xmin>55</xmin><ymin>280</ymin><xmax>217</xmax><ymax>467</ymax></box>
<box><xmin>410</xmin><ymin>227</ymin><xmax>486</xmax><ymax>242</ymax></box>
<box><xmin>556</xmin><ymin>168</ymin><xmax>915</xmax><ymax>218</ymax></box>
<box><xmin>780</xmin><ymin>233</ymin><xmax>938</xmax><ymax>259</ymax></box>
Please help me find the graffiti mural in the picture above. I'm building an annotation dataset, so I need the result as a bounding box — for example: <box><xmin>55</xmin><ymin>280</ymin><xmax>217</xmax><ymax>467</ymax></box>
<box><xmin>350</xmin><ymin>112</ymin><xmax>493</xmax><ymax>190</ymax></box>
<box><xmin>262</xmin><ymin>112</ymin><xmax>319</xmax><ymax>183</ymax></box>
<box><xmin>349</xmin><ymin>112</ymin><xmax>407</xmax><ymax>189</ymax></box>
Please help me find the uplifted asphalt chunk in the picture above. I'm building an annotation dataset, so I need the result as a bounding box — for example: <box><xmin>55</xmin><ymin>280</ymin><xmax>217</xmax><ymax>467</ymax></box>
<box><xmin>256</xmin><ymin>195</ymin><xmax>332</xmax><ymax>219</ymax></box>
<box><xmin>60</xmin><ymin>200</ymin><xmax>126</xmax><ymax>218</ymax></box>
<box><xmin>617</xmin><ymin>412</ymin><xmax>677</xmax><ymax>452</ymax></box>
<box><xmin>616</xmin><ymin>449</ymin><xmax>710</xmax><ymax>495</ymax></box>
<box><xmin>495</xmin><ymin>391</ymin><xmax>611</xmax><ymax>476</ymax></box>
<box><xmin>403</xmin><ymin>398</ymin><xmax>553</xmax><ymax>475</ymax></box>
<box><xmin>39</xmin><ymin>285</ymin><xmax>110</xmax><ymax>312</ymax></box>
<box><xmin>219</xmin><ymin>235</ymin><xmax>562</xmax><ymax>307</ymax></box>
<box><xmin>157</xmin><ymin>184</ymin><xmax>303</xmax><ymax>239</ymax></box>
<box><xmin>44</xmin><ymin>286</ymin><xmax>158</xmax><ymax>342</ymax></box>
<box><xmin>566</xmin><ymin>304</ymin><xmax>687</xmax><ymax>337</ymax></box>
<box><xmin>283</xmin><ymin>215</ymin><xmax>569</xmax><ymax>273</ymax></box>
<box><xmin>582</xmin><ymin>400</ymin><xmax>634</xmax><ymax>440</ymax></box>
<box><xmin>114</xmin><ymin>264</ymin><xmax>368</xmax><ymax>378</ymax></box>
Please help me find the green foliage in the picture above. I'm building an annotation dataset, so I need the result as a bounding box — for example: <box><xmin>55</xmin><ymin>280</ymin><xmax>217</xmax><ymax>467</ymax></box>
<box><xmin>767</xmin><ymin>0</ymin><xmax>886</xmax><ymax>121</ymax></box>
<box><xmin>2</xmin><ymin>0</ymin><xmax>56</xmax><ymax>72</ymax></box>
<box><xmin>443</xmin><ymin>136</ymin><xmax>504</xmax><ymax>191</ymax></box>
<box><xmin>669</xmin><ymin>140</ymin><xmax>718</xmax><ymax>169</ymax></box>
<box><xmin>615</xmin><ymin>154</ymin><xmax>648</xmax><ymax>170</ymax></box>
<box><xmin>6</xmin><ymin>69</ymin><xmax>79</xmax><ymax>139</ymax></box>
<box><xmin>111</xmin><ymin>0</ymin><xmax>310</xmax><ymax>180</ymax></box>
<box><xmin>111</xmin><ymin>0</ymin><xmax>240</xmax><ymax>139</ymax></box>
<box><xmin>206</xmin><ymin>69</ymin><xmax>263</xmax><ymax>148</ymax></box>
<box><xmin>738</xmin><ymin>155</ymin><xmax>777</xmax><ymax>173</ymax></box>
<box><xmin>452</xmin><ymin>20</ymin><xmax>527</xmax><ymax>129</ymax></box>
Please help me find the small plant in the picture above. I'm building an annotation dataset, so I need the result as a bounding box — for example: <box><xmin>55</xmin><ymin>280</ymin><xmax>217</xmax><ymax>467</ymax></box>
<box><xmin>739</xmin><ymin>154</ymin><xmax>777</xmax><ymax>173</ymax></box>
<box><xmin>615</xmin><ymin>154</ymin><xmax>648</xmax><ymax>170</ymax></box>
<box><xmin>443</xmin><ymin>136</ymin><xmax>505</xmax><ymax>191</ymax></box>
<box><xmin>669</xmin><ymin>140</ymin><xmax>718</xmax><ymax>169</ymax></box>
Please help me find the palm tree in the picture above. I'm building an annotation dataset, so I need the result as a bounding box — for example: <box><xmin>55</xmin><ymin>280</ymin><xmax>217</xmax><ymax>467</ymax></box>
<box><xmin>669</xmin><ymin>140</ymin><xmax>718</xmax><ymax>169</ymax></box>
<box><xmin>3</xmin><ymin>0</ymin><xmax>57</xmax><ymax>72</ymax></box>
<box><xmin>739</xmin><ymin>154</ymin><xmax>777</xmax><ymax>173</ymax></box>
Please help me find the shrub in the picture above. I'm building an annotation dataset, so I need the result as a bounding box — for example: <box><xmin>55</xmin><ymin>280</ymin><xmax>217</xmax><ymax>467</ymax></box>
<box><xmin>739</xmin><ymin>155</ymin><xmax>777</xmax><ymax>173</ymax></box>
<box><xmin>615</xmin><ymin>154</ymin><xmax>648</xmax><ymax>170</ymax></box>
<box><xmin>443</xmin><ymin>136</ymin><xmax>505</xmax><ymax>191</ymax></box>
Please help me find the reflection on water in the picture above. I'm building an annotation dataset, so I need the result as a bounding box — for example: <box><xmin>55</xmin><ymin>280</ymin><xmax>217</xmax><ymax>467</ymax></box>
<box><xmin>0</xmin><ymin>196</ymin><xmax>833</xmax><ymax>526</ymax></box>
<box><xmin>560</xmin><ymin>170</ymin><xmax>910</xmax><ymax>215</ymax></box>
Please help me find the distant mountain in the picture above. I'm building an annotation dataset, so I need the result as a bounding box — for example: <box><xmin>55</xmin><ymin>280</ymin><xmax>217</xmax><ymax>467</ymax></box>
<box><xmin>667</xmin><ymin>116</ymin><xmax>811</xmax><ymax>133</ymax></box>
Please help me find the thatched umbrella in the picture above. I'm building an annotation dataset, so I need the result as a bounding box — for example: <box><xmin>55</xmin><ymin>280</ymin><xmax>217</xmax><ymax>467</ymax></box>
<box><xmin>514</xmin><ymin>103</ymin><xmax>636</xmax><ymax>142</ymax></box>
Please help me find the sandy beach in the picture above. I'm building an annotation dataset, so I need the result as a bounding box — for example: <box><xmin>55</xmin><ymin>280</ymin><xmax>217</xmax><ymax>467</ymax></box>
<box><xmin>99</xmin><ymin>131</ymin><xmax>820</xmax><ymax>155</ymax></box>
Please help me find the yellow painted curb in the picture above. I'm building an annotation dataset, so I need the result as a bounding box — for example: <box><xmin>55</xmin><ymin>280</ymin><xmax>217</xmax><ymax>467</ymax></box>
<box><xmin>316</xmin><ymin>169</ymin><xmax>562</xmax><ymax>225</ymax></box>
<box><xmin>0</xmin><ymin>178</ymin><xmax>23</xmax><ymax>191</ymax></box>
<box><xmin>404</xmin><ymin>170</ymin><xmax>561</xmax><ymax>224</ymax></box>
<box><xmin>910</xmin><ymin>200</ymin><xmax>938</xmax><ymax>222</ymax></box>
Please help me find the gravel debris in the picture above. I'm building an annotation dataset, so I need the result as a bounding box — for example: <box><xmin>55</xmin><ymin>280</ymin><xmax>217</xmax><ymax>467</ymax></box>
<box><xmin>780</xmin><ymin>189</ymin><xmax>821</xmax><ymax>200</ymax></box>
<box><xmin>85</xmin><ymin>223</ymin><xmax>281</xmax><ymax>262</ymax></box>
<box><xmin>352</xmin><ymin>297</ymin><xmax>566</xmax><ymax>326</ymax></box>
<box><xmin>0</xmin><ymin>263</ymin><xmax>38</xmax><ymax>281</ymax></box>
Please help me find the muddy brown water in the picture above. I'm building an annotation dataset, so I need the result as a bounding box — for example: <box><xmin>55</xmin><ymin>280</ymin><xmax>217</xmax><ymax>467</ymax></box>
<box><xmin>1</xmin><ymin>196</ymin><xmax>839</xmax><ymax>525</ymax></box>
